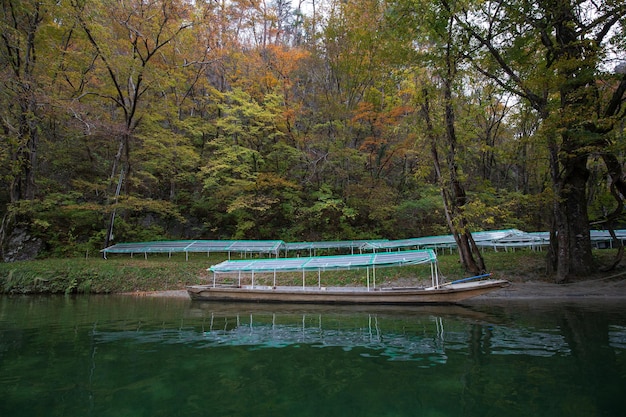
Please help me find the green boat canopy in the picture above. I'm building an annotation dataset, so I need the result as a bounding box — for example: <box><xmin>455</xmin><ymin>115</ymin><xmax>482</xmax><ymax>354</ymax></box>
<box><xmin>209</xmin><ymin>249</ymin><xmax>437</xmax><ymax>273</ymax></box>
<box><xmin>208</xmin><ymin>249</ymin><xmax>440</xmax><ymax>290</ymax></box>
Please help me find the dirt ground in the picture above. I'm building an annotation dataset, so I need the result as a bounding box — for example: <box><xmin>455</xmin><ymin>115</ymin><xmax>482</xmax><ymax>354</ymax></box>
<box><xmin>474</xmin><ymin>278</ymin><xmax>626</xmax><ymax>300</ymax></box>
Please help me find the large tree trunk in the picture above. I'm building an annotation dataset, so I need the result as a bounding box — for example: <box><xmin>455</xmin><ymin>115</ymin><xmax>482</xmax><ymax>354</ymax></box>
<box><xmin>552</xmin><ymin>152</ymin><xmax>593</xmax><ymax>283</ymax></box>
<box><xmin>545</xmin><ymin>115</ymin><xmax>594</xmax><ymax>283</ymax></box>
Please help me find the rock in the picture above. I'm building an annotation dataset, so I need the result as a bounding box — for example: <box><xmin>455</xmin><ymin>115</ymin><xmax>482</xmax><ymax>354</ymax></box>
<box><xmin>2</xmin><ymin>227</ymin><xmax>42</xmax><ymax>262</ymax></box>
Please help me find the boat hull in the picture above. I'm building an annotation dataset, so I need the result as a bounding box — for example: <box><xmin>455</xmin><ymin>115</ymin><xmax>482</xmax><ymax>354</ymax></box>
<box><xmin>187</xmin><ymin>279</ymin><xmax>509</xmax><ymax>305</ymax></box>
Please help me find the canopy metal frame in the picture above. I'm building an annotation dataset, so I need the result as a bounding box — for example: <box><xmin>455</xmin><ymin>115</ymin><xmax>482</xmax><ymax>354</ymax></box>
<box><xmin>209</xmin><ymin>249</ymin><xmax>439</xmax><ymax>290</ymax></box>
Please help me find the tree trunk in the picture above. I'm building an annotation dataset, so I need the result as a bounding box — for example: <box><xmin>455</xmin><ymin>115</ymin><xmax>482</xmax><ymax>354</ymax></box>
<box><xmin>420</xmin><ymin>88</ymin><xmax>486</xmax><ymax>276</ymax></box>
<box><xmin>550</xmin><ymin>133</ymin><xmax>593</xmax><ymax>282</ymax></box>
<box><xmin>440</xmin><ymin>30</ymin><xmax>486</xmax><ymax>275</ymax></box>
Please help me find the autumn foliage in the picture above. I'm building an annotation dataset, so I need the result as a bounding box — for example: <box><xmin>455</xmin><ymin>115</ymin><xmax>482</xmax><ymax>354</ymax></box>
<box><xmin>0</xmin><ymin>0</ymin><xmax>624</xmax><ymax>281</ymax></box>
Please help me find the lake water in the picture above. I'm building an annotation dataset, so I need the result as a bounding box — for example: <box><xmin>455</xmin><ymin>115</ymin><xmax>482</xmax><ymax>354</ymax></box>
<box><xmin>1</xmin><ymin>295</ymin><xmax>625</xmax><ymax>417</ymax></box>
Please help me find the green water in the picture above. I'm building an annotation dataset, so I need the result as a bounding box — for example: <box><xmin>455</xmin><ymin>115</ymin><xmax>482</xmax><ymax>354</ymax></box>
<box><xmin>1</xmin><ymin>296</ymin><xmax>625</xmax><ymax>417</ymax></box>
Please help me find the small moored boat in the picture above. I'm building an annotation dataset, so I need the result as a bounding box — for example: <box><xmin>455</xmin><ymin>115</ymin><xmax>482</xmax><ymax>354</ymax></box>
<box><xmin>187</xmin><ymin>250</ymin><xmax>509</xmax><ymax>304</ymax></box>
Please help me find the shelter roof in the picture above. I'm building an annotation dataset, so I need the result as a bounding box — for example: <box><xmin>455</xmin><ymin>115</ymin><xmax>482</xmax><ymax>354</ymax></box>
<box><xmin>102</xmin><ymin>240</ymin><xmax>285</xmax><ymax>255</ymax></box>
<box><xmin>284</xmin><ymin>239</ymin><xmax>388</xmax><ymax>254</ymax></box>
<box><xmin>209</xmin><ymin>249</ymin><xmax>437</xmax><ymax>273</ymax></box>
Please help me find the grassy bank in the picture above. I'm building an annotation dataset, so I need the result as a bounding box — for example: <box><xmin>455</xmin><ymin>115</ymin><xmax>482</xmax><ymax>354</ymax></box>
<box><xmin>0</xmin><ymin>249</ymin><xmax>616</xmax><ymax>295</ymax></box>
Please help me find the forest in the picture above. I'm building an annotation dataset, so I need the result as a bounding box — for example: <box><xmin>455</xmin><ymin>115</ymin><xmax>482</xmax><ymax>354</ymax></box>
<box><xmin>1</xmin><ymin>0</ymin><xmax>625</xmax><ymax>282</ymax></box>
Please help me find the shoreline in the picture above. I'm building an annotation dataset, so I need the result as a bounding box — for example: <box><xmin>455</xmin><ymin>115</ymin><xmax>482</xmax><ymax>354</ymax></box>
<box><xmin>5</xmin><ymin>251</ymin><xmax>626</xmax><ymax>298</ymax></box>
<box><xmin>124</xmin><ymin>277</ymin><xmax>626</xmax><ymax>300</ymax></box>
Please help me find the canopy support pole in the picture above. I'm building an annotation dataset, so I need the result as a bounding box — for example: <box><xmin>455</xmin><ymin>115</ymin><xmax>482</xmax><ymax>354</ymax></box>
<box><xmin>318</xmin><ymin>269</ymin><xmax>321</xmax><ymax>288</ymax></box>
<box><xmin>373</xmin><ymin>265</ymin><xmax>376</xmax><ymax>289</ymax></box>
<box><xmin>430</xmin><ymin>262</ymin><xmax>435</xmax><ymax>288</ymax></box>
<box><xmin>302</xmin><ymin>270</ymin><xmax>305</xmax><ymax>289</ymax></box>
<box><xmin>431</xmin><ymin>261</ymin><xmax>440</xmax><ymax>288</ymax></box>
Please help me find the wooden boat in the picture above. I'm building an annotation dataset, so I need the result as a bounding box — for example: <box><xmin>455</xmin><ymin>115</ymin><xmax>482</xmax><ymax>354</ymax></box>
<box><xmin>187</xmin><ymin>278</ymin><xmax>510</xmax><ymax>304</ymax></box>
<box><xmin>187</xmin><ymin>249</ymin><xmax>508</xmax><ymax>304</ymax></box>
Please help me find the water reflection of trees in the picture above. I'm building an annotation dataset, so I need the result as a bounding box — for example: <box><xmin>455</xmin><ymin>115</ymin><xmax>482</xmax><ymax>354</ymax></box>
<box><xmin>460</xmin><ymin>303</ymin><xmax>626</xmax><ymax>417</ymax></box>
<box><xmin>559</xmin><ymin>306</ymin><xmax>622</xmax><ymax>416</ymax></box>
